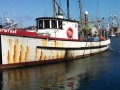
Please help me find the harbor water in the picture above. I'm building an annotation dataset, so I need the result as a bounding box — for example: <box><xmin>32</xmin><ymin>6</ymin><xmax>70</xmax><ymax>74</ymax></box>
<box><xmin>0</xmin><ymin>37</ymin><xmax>120</xmax><ymax>90</ymax></box>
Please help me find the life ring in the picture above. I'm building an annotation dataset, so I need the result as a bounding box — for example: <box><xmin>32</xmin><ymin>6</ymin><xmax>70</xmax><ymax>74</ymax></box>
<box><xmin>66</xmin><ymin>27</ymin><xmax>73</xmax><ymax>38</ymax></box>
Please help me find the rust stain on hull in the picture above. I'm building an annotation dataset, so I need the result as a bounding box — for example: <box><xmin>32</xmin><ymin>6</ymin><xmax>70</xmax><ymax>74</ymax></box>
<box><xmin>8</xmin><ymin>39</ymin><xmax>12</xmax><ymax>64</ymax></box>
<box><xmin>9</xmin><ymin>39</ymin><xmax>12</xmax><ymax>47</ymax></box>
<box><xmin>60</xmin><ymin>51</ymin><xmax>62</xmax><ymax>58</ymax></box>
<box><xmin>44</xmin><ymin>56</ymin><xmax>46</xmax><ymax>60</ymax></box>
<box><xmin>19</xmin><ymin>45</ymin><xmax>24</xmax><ymax>62</ymax></box>
<box><xmin>25</xmin><ymin>46</ymin><xmax>29</xmax><ymax>62</ymax></box>
<box><xmin>13</xmin><ymin>39</ymin><xmax>18</xmax><ymax>63</ymax></box>
<box><xmin>42</xmin><ymin>39</ymin><xmax>48</xmax><ymax>46</ymax></box>
<box><xmin>71</xmin><ymin>53</ymin><xmax>73</xmax><ymax>57</ymax></box>
<box><xmin>13</xmin><ymin>45</ymin><xmax>16</xmax><ymax>63</ymax></box>
<box><xmin>7</xmin><ymin>50</ymin><xmax>10</xmax><ymax>64</ymax></box>
<box><xmin>52</xmin><ymin>56</ymin><xmax>54</xmax><ymax>59</ymax></box>
<box><xmin>40</xmin><ymin>51</ymin><xmax>45</xmax><ymax>61</ymax></box>
<box><xmin>54</xmin><ymin>40</ymin><xmax>59</xmax><ymax>47</ymax></box>
<box><xmin>56</xmin><ymin>52</ymin><xmax>59</xmax><ymax>59</ymax></box>
<box><xmin>39</xmin><ymin>51</ymin><xmax>42</xmax><ymax>60</ymax></box>
<box><xmin>49</xmin><ymin>56</ymin><xmax>50</xmax><ymax>60</ymax></box>
<box><xmin>35</xmin><ymin>49</ymin><xmax>38</xmax><ymax>60</ymax></box>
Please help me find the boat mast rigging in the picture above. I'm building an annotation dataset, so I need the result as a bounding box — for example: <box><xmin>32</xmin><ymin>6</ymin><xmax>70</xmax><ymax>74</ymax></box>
<box><xmin>52</xmin><ymin>0</ymin><xmax>69</xmax><ymax>19</ymax></box>
<box><xmin>78</xmin><ymin>0</ymin><xmax>83</xmax><ymax>28</ymax></box>
<box><xmin>67</xmin><ymin>0</ymin><xmax>70</xmax><ymax>19</ymax></box>
<box><xmin>52</xmin><ymin>0</ymin><xmax>56</xmax><ymax>17</ymax></box>
<box><xmin>78</xmin><ymin>0</ymin><xmax>85</xmax><ymax>40</ymax></box>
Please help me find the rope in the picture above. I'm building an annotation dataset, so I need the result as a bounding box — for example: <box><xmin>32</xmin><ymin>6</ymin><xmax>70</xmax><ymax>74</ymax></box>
<box><xmin>0</xmin><ymin>0</ymin><xmax>21</xmax><ymax>17</ymax></box>
<box><xmin>27</xmin><ymin>0</ymin><xmax>46</xmax><ymax>27</ymax></box>
<box><xmin>109</xmin><ymin>46</ymin><xmax>113</xmax><ymax>51</ymax></box>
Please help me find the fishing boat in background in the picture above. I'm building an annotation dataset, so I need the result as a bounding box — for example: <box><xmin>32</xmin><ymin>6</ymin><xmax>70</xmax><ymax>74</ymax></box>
<box><xmin>108</xmin><ymin>14</ymin><xmax>120</xmax><ymax>37</ymax></box>
<box><xmin>0</xmin><ymin>0</ymin><xmax>110</xmax><ymax>68</ymax></box>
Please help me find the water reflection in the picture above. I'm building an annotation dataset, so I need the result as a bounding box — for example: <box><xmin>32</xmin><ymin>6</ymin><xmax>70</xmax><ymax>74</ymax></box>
<box><xmin>0</xmin><ymin>50</ymin><xmax>112</xmax><ymax>90</ymax></box>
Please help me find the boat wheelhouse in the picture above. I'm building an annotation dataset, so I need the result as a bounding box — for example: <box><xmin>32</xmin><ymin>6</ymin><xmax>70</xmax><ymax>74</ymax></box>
<box><xmin>36</xmin><ymin>17</ymin><xmax>79</xmax><ymax>39</ymax></box>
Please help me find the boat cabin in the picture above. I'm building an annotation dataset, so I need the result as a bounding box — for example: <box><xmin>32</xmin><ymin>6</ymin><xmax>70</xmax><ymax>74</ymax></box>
<box><xmin>36</xmin><ymin>17</ymin><xmax>79</xmax><ymax>39</ymax></box>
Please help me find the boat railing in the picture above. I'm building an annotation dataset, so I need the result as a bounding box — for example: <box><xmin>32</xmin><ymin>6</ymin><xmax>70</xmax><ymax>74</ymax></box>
<box><xmin>3</xmin><ymin>23</ymin><xmax>18</xmax><ymax>30</ymax></box>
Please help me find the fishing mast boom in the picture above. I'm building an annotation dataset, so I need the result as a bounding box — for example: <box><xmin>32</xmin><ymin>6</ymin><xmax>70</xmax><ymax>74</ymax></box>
<box><xmin>67</xmin><ymin>0</ymin><xmax>70</xmax><ymax>19</ymax></box>
<box><xmin>52</xmin><ymin>0</ymin><xmax>69</xmax><ymax>19</ymax></box>
<box><xmin>78</xmin><ymin>0</ymin><xmax>83</xmax><ymax>28</ymax></box>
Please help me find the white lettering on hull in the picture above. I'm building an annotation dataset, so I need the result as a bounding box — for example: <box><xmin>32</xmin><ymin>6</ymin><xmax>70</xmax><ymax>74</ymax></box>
<box><xmin>0</xmin><ymin>29</ymin><xmax>16</xmax><ymax>33</ymax></box>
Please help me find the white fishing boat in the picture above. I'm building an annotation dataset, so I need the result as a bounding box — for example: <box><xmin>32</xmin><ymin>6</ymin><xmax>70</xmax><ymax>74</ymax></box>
<box><xmin>0</xmin><ymin>0</ymin><xmax>110</xmax><ymax>68</ymax></box>
<box><xmin>108</xmin><ymin>15</ymin><xmax>120</xmax><ymax>37</ymax></box>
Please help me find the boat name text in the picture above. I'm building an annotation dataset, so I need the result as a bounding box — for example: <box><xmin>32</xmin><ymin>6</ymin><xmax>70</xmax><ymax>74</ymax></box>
<box><xmin>0</xmin><ymin>29</ymin><xmax>16</xmax><ymax>33</ymax></box>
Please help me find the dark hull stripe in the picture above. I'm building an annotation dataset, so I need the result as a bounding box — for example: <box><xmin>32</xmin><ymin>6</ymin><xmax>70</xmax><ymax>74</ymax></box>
<box><xmin>36</xmin><ymin>45</ymin><xmax>108</xmax><ymax>50</ymax></box>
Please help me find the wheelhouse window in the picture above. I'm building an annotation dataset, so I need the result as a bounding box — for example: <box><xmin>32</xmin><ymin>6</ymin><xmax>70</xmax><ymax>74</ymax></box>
<box><xmin>58</xmin><ymin>21</ymin><xmax>62</xmax><ymax>29</ymax></box>
<box><xmin>0</xmin><ymin>25</ymin><xmax>2</xmax><ymax>28</ymax></box>
<box><xmin>39</xmin><ymin>20</ymin><xmax>43</xmax><ymax>29</ymax></box>
<box><xmin>44</xmin><ymin>20</ymin><xmax>50</xmax><ymax>28</ymax></box>
<box><xmin>51</xmin><ymin>20</ymin><xmax>57</xmax><ymax>28</ymax></box>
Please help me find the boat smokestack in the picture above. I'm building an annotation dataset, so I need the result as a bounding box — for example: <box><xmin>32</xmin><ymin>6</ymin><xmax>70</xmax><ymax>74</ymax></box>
<box><xmin>85</xmin><ymin>11</ymin><xmax>88</xmax><ymax>26</ymax></box>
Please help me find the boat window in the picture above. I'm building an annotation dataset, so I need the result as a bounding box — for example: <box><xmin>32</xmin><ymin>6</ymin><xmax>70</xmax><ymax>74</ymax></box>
<box><xmin>58</xmin><ymin>21</ymin><xmax>62</xmax><ymax>29</ymax></box>
<box><xmin>39</xmin><ymin>20</ymin><xmax>43</xmax><ymax>29</ymax></box>
<box><xmin>44</xmin><ymin>20</ymin><xmax>50</xmax><ymax>28</ymax></box>
<box><xmin>0</xmin><ymin>25</ymin><xmax>2</xmax><ymax>28</ymax></box>
<box><xmin>51</xmin><ymin>20</ymin><xmax>57</xmax><ymax>28</ymax></box>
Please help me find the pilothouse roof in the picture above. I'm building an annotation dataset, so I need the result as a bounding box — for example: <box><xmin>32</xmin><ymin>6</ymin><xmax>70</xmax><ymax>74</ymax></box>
<box><xmin>35</xmin><ymin>17</ymin><xmax>78</xmax><ymax>23</ymax></box>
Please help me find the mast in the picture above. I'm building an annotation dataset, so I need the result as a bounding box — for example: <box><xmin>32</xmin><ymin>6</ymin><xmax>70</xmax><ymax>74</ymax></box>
<box><xmin>53</xmin><ymin>0</ymin><xmax>68</xmax><ymax>18</ymax></box>
<box><xmin>67</xmin><ymin>0</ymin><xmax>70</xmax><ymax>19</ymax></box>
<box><xmin>58</xmin><ymin>0</ymin><xmax>61</xmax><ymax>14</ymax></box>
<box><xmin>78</xmin><ymin>0</ymin><xmax>85</xmax><ymax>40</ymax></box>
<box><xmin>52</xmin><ymin>0</ymin><xmax>56</xmax><ymax>17</ymax></box>
<box><xmin>78</xmin><ymin>0</ymin><xmax>83</xmax><ymax>28</ymax></box>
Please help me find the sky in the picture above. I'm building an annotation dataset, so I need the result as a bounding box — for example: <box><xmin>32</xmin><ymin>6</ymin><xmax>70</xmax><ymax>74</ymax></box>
<box><xmin>0</xmin><ymin>0</ymin><xmax>120</xmax><ymax>28</ymax></box>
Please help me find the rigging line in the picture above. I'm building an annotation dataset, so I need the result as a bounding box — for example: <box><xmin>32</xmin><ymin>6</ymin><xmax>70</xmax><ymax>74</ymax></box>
<box><xmin>96</xmin><ymin>0</ymin><xmax>99</xmax><ymax>20</ymax></box>
<box><xmin>27</xmin><ymin>0</ymin><xmax>46</xmax><ymax>27</ymax></box>
<box><xmin>115</xmin><ymin>5</ymin><xmax>116</xmax><ymax>15</ymax></box>
<box><xmin>89</xmin><ymin>0</ymin><xmax>96</xmax><ymax>20</ymax></box>
<box><xmin>42</xmin><ymin>0</ymin><xmax>48</xmax><ymax>16</ymax></box>
<box><xmin>62</xmin><ymin>0</ymin><xmax>66</xmax><ymax>15</ymax></box>
<box><xmin>54</xmin><ymin>0</ymin><xmax>68</xmax><ymax>18</ymax></box>
<box><xmin>0</xmin><ymin>8</ymin><xmax>3</xmax><ymax>14</ymax></box>
<box><xmin>83</xmin><ymin>0</ymin><xmax>93</xmax><ymax>22</ymax></box>
<box><xmin>74</xmin><ymin>0</ymin><xmax>79</xmax><ymax>20</ymax></box>
<box><xmin>7</xmin><ymin>0</ymin><xmax>21</xmax><ymax>11</ymax></box>
<box><xmin>108</xmin><ymin>5</ymin><xmax>111</xmax><ymax>22</ymax></box>
<box><xmin>52</xmin><ymin>0</ymin><xmax>59</xmax><ymax>36</ymax></box>
<box><xmin>0</xmin><ymin>0</ymin><xmax>21</xmax><ymax>17</ymax></box>
<box><xmin>86</xmin><ymin>0</ymin><xmax>93</xmax><ymax>21</ymax></box>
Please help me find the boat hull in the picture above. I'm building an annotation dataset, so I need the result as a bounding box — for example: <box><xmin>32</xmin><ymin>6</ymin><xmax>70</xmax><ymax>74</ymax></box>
<box><xmin>0</xmin><ymin>35</ymin><xmax>110</xmax><ymax>68</ymax></box>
